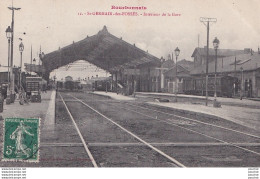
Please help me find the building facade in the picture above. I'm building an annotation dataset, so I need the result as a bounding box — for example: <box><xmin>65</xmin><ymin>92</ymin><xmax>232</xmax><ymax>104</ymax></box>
<box><xmin>191</xmin><ymin>47</ymin><xmax>245</xmax><ymax>67</ymax></box>
<box><xmin>190</xmin><ymin>49</ymin><xmax>260</xmax><ymax>98</ymax></box>
<box><xmin>162</xmin><ymin>59</ymin><xmax>194</xmax><ymax>93</ymax></box>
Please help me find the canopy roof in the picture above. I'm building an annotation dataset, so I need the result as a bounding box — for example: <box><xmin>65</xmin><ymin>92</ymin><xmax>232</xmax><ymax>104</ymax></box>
<box><xmin>191</xmin><ymin>47</ymin><xmax>245</xmax><ymax>57</ymax></box>
<box><xmin>190</xmin><ymin>53</ymin><xmax>260</xmax><ymax>75</ymax></box>
<box><xmin>42</xmin><ymin>26</ymin><xmax>160</xmax><ymax>77</ymax></box>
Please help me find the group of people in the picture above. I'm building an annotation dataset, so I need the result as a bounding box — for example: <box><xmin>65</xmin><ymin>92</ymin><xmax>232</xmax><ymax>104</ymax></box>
<box><xmin>233</xmin><ymin>79</ymin><xmax>253</xmax><ymax>98</ymax></box>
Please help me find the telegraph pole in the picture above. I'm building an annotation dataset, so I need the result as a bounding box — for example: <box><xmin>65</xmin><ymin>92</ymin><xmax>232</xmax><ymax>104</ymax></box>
<box><xmin>200</xmin><ymin>17</ymin><xmax>217</xmax><ymax>106</ymax></box>
<box><xmin>198</xmin><ymin>34</ymin><xmax>200</xmax><ymax>48</ymax></box>
<box><xmin>30</xmin><ymin>45</ymin><xmax>32</xmax><ymax>75</ymax></box>
<box><xmin>39</xmin><ymin>46</ymin><xmax>41</xmax><ymax>77</ymax></box>
<box><xmin>8</xmin><ymin>4</ymin><xmax>21</xmax><ymax>102</ymax></box>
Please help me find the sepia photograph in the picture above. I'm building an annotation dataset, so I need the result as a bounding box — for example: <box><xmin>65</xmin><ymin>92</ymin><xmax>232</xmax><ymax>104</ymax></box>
<box><xmin>0</xmin><ymin>0</ymin><xmax>259</xmax><ymax>177</ymax></box>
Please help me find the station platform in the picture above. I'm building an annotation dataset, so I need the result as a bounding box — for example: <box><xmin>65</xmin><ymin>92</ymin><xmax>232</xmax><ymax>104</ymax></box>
<box><xmin>135</xmin><ymin>92</ymin><xmax>260</xmax><ymax>108</ymax></box>
<box><xmin>90</xmin><ymin>91</ymin><xmax>135</xmax><ymax>101</ymax></box>
<box><xmin>92</xmin><ymin>91</ymin><xmax>260</xmax><ymax>131</ymax></box>
<box><xmin>137</xmin><ymin>92</ymin><xmax>260</xmax><ymax>131</ymax></box>
<box><xmin>0</xmin><ymin>90</ymin><xmax>55</xmax><ymax>120</ymax></box>
<box><xmin>0</xmin><ymin>90</ymin><xmax>56</xmax><ymax>144</ymax></box>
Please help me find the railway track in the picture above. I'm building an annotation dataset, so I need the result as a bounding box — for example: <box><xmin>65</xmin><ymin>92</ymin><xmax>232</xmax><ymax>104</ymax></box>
<box><xmin>114</xmin><ymin>101</ymin><xmax>260</xmax><ymax>139</ymax></box>
<box><xmin>85</xmin><ymin>97</ymin><xmax>260</xmax><ymax>157</ymax></box>
<box><xmin>59</xmin><ymin>92</ymin><xmax>185</xmax><ymax>167</ymax></box>
<box><xmin>58</xmin><ymin>92</ymin><xmax>260</xmax><ymax>167</ymax></box>
<box><xmin>59</xmin><ymin>93</ymin><xmax>98</xmax><ymax>167</ymax></box>
<box><xmin>129</xmin><ymin>102</ymin><xmax>260</xmax><ymax>138</ymax></box>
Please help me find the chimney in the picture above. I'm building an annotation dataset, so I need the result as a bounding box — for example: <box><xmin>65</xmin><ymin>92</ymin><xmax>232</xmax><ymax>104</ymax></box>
<box><xmin>168</xmin><ymin>54</ymin><xmax>172</xmax><ymax>61</ymax></box>
<box><xmin>258</xmin><ymin>47</ymin><xmax>260</xmax><ymax>54</ymax></box>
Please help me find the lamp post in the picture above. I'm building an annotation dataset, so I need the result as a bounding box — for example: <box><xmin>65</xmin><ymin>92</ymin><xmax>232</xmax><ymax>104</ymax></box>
<box><xmin>213</xmin><ymin>37</ymin><xmax>220</xmax><ymax>107</ymax></box>
<box><xmin>173</xmin><ymin>47</ymin><xmax>180</xmax><ymax>102</ymax></box>
<box><xmin>240</xmin><ymin>67</ymin><xmax>243</xmax><ymax>100</ymax></box>
<box><xmin>200</xmin><ymin>17</ymin><xmax>217</xmax><ymax>106</ymax></box>
<box><xmin>19</xmin><ymin>42</ymin><xmax>24</xmax><ymax>89</ymax></box>
<box><xmin>33</xmin><ymin>58</ymin><xmax>36</xmax><ymax>65</ymax></box>
<box><xmin>8</xmin><ymin>6</ymin><xmax>21</xmax><ymax>103</ymax></box>
<box><xmin>5</xmin><ymin>26</ymin><xmax>12</xmax><ymax>87</ymax></box>
<box><xmin>39</xmin><ymin>52</ymin><xmax>45</xmax><ymax>77</ymax></box>
<box><xmin>133</xmin><ymin>65</ymin><xmax>137</xmax><ymax>97</ymax></box>
<box><xmin>106</xmin><ymin>60</ymin><xmax>109</xmax><ymax>93</ymax></box>
<box><xmin>5</xmin><ymin>26</ymin><xmax>12</xmax><ymax>104</ymax></box>
<box><xmin>201</xmin><ymin>70</ymin><xmax>204</xmax><ymax>96</ymax></box>
<box><xmin>32</xmin><ymin>58</ymin><xmax>36</xmax><ymax>76</ymax></box>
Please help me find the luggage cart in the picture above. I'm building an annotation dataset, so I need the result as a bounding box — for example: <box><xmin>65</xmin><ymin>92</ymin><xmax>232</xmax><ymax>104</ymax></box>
<box><xmin>26</xmin><ymin>77</ymin><xmax>42</xmax><ymax>103</ymax></box>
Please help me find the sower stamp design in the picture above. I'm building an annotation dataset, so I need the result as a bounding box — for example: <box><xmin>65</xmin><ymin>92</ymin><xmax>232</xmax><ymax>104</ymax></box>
<box><xmin>2</xmin><ymin>118</ymin><xmax>40</xmax><ymax>162</ymax></box>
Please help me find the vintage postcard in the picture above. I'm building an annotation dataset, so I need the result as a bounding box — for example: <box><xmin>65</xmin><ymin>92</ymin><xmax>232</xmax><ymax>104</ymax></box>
<box><xmin>0</xmin><ymin>0</ymin><xmax>259</xmax><ymax>178</ymax></box>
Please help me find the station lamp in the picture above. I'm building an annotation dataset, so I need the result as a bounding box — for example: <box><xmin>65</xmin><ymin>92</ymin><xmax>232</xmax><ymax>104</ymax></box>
<box><xmin>213</xmin><ymin>37</ymin><xmax>220</xmax><ymax>49</ymax></box>
<box><xmin>6</xmin><ymin>26</ymin><xmax>12</xmax><ymax>39</ymax></box>
<box><xmin>19</xmin><ymin>42</ymin><xmax>24</xmax><ymax>89</ymax></box>
<box><xmin>240</xmin><ymin>67</ymin><xmax>244</xmax><ymax>100</ymax></box>
<box><xmin>174</xmin><ymin>47</ymin><xmax>180</xmax><ymax>57</ymax></box>
<box><xmin>173</xmin><ymin>47</ymin><xmax>180</xmax><ymax>102</ymax></box>
<box><xmin>5</xmin><ymin>26</ymin><xmax>12</xmax><ymax>94</ymax></box>
<box><xmin>213</xmin><ymin>37</ymin><xmax>220</xmax><ymax>107</ymax></box>
<box><xmin>19</xmin><ymin>42</ymin><xmax>24</xmax><ymax>52</ymax></box>
<box><xmin>33</xmin><ymin>58</ymin><xmax>36</xmax><ymax>65</ymax></box>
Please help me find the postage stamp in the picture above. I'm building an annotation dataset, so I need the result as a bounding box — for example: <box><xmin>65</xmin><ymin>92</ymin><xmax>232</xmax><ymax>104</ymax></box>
<box><xmin>2</xmin><ymin>118</ymin><xmax>40</xmax><ymax>162</ymax></box>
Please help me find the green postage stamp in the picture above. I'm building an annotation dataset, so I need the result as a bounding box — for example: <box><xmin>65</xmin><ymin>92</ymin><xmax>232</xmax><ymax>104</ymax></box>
<box><xmin>2</xmin><ymin>118</ymin><xmax>40</xmax><ymax>162</ymax></box>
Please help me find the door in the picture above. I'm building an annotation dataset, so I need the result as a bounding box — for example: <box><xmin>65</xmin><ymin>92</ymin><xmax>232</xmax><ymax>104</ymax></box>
<box><xmin>256</xmin><ymin>77</ymin><xmax>260</xmax><ymax>97</ymax></box>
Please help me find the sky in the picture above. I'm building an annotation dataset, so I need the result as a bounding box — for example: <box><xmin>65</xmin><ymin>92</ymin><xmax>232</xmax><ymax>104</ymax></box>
<box><xmin>0</xmin><ymin>0</ymin><xmax>260</xmax><ymax>74</ymax></box>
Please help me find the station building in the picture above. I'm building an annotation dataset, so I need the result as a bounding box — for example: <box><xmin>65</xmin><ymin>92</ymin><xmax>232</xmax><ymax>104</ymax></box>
<box><xmin>162</xmin><ymin>59</ymin><xmax>193</xmax><ymax>93</ymax></box>
<box><xmin>111</xmin><ymin>56</ymin><xmax>161</xmax><ymax>95</ymax></box>
<box><xmin>40</xmin><ymin>26</ymin><xmax>260</xmax><ymax>98</ymax></box>
<box><xmin>42</xmin><ymin>26</ymin><xmax>162</xmax><ymax>95</ymax></box>
<box><xmin>191</xmin><ymin>46</ymin><xmax>245</xmax><ymax>67</ymax></box>
<box><xmin>190</xmin><ymin>48</ymin><xmax>260</xmax><ymax>98</ymax></box>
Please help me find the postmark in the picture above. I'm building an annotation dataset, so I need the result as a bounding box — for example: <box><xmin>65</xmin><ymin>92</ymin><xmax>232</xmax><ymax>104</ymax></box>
<box><xmin>2</xmin><ymin>118</ymin><xmax>40</xmax><ymax>162</ymax></box>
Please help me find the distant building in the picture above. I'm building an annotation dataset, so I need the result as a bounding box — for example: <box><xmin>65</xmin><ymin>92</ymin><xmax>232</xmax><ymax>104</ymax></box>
<box><xmin>191</xmin><ymin>47</ymin><xmax>246</xmax><ymax>67</ymax></box>
<box><xmin>190</xmin><ymin>50</ymin><xmax>260</xmax><ymax>97</ymax></box>
<box><xmin>159</xmin><ymin>59</ymin><xmax>175</xmax><ymax>92</ymax></box>
<box><xmin>49</xmin><ymin>60</ymin><xmax>108</xmax><ymax>82</ymax></box>
<box><xmin>111</xmin><ymin>56</ymin><xmax>161</xmax><ymax>95</ymax></box>
<box><xmin>65</xmin><ymin>76</ymin><xmax>73</xmax><ymax>82</ymax></box>
<box><xmin>24</xmin><ymin>63</ymin><xmax>46</xmax><ymax>75</ymax></box>
<box><xmin>0</xmin><ymin>67</ymin><xmax>21</xmax><ymax>87</ymax></box>
<box><xmin>162</xmin><ymin>59</ymin><xmax>194</xmax><ymax>93</ymax></box>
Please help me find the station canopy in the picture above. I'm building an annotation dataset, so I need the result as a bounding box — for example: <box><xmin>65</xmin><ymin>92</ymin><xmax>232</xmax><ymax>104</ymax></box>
<box><xmin>42</xmin><ymin>26</ymin><xmax>161</xmax><ymax>79</ymax></box>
